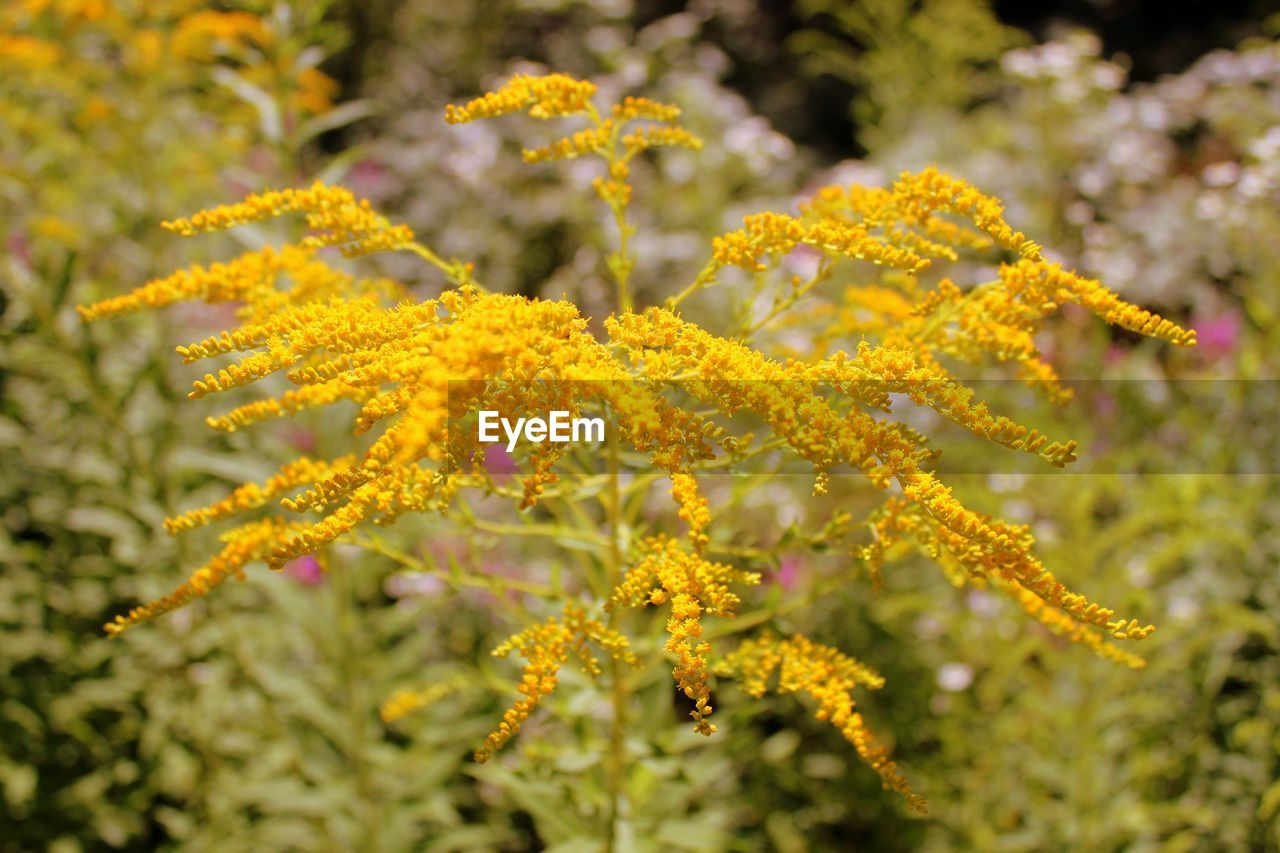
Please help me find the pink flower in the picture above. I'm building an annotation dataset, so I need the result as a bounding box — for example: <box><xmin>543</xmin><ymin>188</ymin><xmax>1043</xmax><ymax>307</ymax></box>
<box><xmin>774</xmin><ymin>556</ymin><xmax>801</xmax><ymax>591</ymax></box>
<box><xmin>1193</xmin><ymin>308</ymin><xmax>1241</xmax><ymax>359</ymax></box>
<box><xmin>483</xmin><ymin>446</ymin><xmax>517</xmax><ymax>480</ymax></box>
<box><xmin>282</xmin><ymin>426</ymin><xmax>316</xmax><ymax>454</ymax></box>
<box><xmin>6</xmin><ymin>231</ymin><xmax>30</xmax><ymax>268</ymax></box>
<box><xmin>349</xmin><ymin>160</ymin><xmax>393</xmax><ymax>198</ymax></box>
<box><xmin>172</xmin><ymin>301</ymin><xmax>240</xmax><ymax>329</ymax></box>
<box><xmin>284</xmin><ymin>555</ymin><xmax>325</xmax><ymax>586</ymax></box>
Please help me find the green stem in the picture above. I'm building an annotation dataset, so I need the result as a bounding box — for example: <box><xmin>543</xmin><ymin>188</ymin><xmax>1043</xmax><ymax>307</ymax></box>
<box><xmin>742</xmin><ymin>258</ymin><xmax>833</xmax><ymax>338</ymax></box>
<box><xmin>329</xmin><ymin>548</ymin><xmax>381</xmax><ymax>852</ymax></box>
<box><xmin>604</xmin><ymin>415</ymin><xmax>629</xmax><ymax>851</ymax></box>
<box><xmin>666</xmin><ymin>261</ymin><xmax>719</xmax><ymax>309</ymax></box>
<box><xmin>352</xmin><ymin>533</ymin><xmax>554</xmax><ymax>597</ymax></box>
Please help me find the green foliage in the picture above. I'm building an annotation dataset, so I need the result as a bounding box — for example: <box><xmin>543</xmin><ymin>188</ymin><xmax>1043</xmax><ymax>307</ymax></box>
<box><xmin>789</xmin><ymin>0</ymin><xmax>1025</xmax><ymax>148</ymax></box>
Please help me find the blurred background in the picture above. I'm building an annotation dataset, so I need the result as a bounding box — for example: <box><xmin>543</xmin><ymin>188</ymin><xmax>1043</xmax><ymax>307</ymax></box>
<box><xmin>2</xmin><ymin>0</ymin><xmax>1278</xmax><ymax>849</ymax></box>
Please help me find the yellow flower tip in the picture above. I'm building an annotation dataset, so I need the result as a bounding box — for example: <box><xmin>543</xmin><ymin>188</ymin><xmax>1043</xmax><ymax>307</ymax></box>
<box><xmin>158</xmin><ymin>185</ymin><xmax>412</xmax><ymax>256</ymax></box>
<box><xmin>721</xmin><ymin>633</ymin><xmax>919</xmax><ymax>807</ymax></box>
<box><xmin>380</xmin><ymin>681</ymin><xmax>458</xmax><ymax>723</ymax></box>
<box><xmin>103</xmin><ymin>616</ymin><xmax>130</xmax><ymax>638</ymax></box>
<box><xmin>477</xmin><ymin>604</ymin><xmax>635</xmax><ymax>759</ymax></box>
<box><xmin>522</xmin><ymin>122</ymin><xmax>613</xmax><ymax>164</ymax></box>
<box><xmin>1107</xmin><ymin>619</ymin><xmax>1156</xmax><ymax>641</ymax></box>
<box><xmin>623</xmin><ymin>126</ymin><xmax>704</xmax><ymax>155</ymax></box>
<box><xmin>444</xmin><ymin>73</ymin><xmax>597</xmax><ymax>124</ymax></box>
<box><xmin>613</xmin><ymin>96</ymin><xmax>682</xmax><ymax>123</ymax></box>
<box><xmin>102</xmin><ymin>519</ymin><xmax>291</xmax><ymax>634</ymax></box>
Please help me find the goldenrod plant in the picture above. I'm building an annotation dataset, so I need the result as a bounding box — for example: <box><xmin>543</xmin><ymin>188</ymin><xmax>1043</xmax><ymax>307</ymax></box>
<box><xmin>80</xmin><ymin>71</ymin><xmax>1197</xmax><ymax>834</ymax></box>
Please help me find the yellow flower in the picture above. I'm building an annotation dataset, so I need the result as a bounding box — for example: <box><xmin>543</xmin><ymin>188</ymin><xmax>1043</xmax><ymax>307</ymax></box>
<box><xmin>622</xmin><ymin>125</ymin><xmax>704</xmax><ymax>155</ymax></box>
<box><xmin>380</xmin><ymin>680</ymin><xmax>462</xmax><ymax>724</ymax></box>
<box><xmin>103</xmin><ymin>519</ymin><xmax>296</xmax><ymax>637</ymax></box>
<box><xmin>449</xmin><ymin>75</ymin><xmax>704</xmax><ymax>308</ymax></box>
<box><xmin>609</xmin><ymin>536</ymin><xmax>760</xmax><ymax>735</ymax></box>
<box><xmin>444</xmin><ymin>73</ymin><xmax>598</xmax><ymax>124</ymax></box>
<box><xmin>163</xmin><ymin>455</ymin><xmax>356</xmax><ymax>535</ymax></box>
<box><xmin>30</xmin><ymin>215</ymin><xmax>81</xmax><ymax>248</ymax></box>
<box><xmin>0</xmin><ymin>36</ymin><xmax>62</xmax><ymax>70</ymax></box>
<box><xmin>477</xmin><ymin>604</ymin><xmax>636</xmax><ymax>761</ymax></box>
<box><xmin>204</xmin><ymin>380</ymin><xmax>373</xmax><ymax>433</ymax></box>
<box><xmin>995</xmin><ymin>577</ymin><xmax>1148</xmax><ymax>669</ymax></box>
<box><xmin>609</xmin><ymin>306</ymin><xmax>1154</xmax><ymax>639</ymax></box>
<box><xmin>611</xmin><ymin>96</ymin><xmax>682</xmax><ymax>123</ymax></box>
<box><xmin>888</xmin><ymin>166</ymin><xmax>1042</xmax><ymax>258</ymax></box>
<box><xmin>522</xmin><ymin>121</ymin><xmax>614</xmax><ymax>163</ymax></box>
<box><xmin>171</xmin><ymin>10</ymin><xmax>269</xmax><ymax>59</ymax></box>
<box><xmin>161</xmin><ymin>182</ymin><xmax>414</xmax><ymax>257</ymax></box>
<box><xmin>670</xmin><ymin>472</ymin><xmax>711</xmax><ymax>552</ymax></box>
<box><xmin>294</xmin><ymin>67</ymin><xmax>339</xmax><ymax>115</ymax></box>
<box><xmin>711</xmin><ymin>211</ymin><xmax>930</xmax><ymax>274</ymax></box>
<box><xmin>77</xmin><ymin>246</ymin><xmax>314</xmax><ymax>322</ymax></box>
<box><xmin>720</xmin><ymin>632</ymin><xmax>926</xmax><ymax>813</ymax></box>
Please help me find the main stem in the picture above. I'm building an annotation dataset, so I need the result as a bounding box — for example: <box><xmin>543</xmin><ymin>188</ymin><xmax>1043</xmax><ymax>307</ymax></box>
<box><xmin>596</xmin><ymin>111</ymin><xmax>636</xmax><ymax>849</ymax></box>
<box><xmin>604</xmin><ymin>418</ymin><xmax>628</xmax><ymax>850</ymax></box>
<box><xmin>611</xmin><ymin>204</ymin><xmax>633</xmax><ymax>315</ymax></box>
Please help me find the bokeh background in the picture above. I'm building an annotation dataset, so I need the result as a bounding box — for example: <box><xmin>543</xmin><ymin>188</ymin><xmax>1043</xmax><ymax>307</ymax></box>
<box><xmin>2</xmin><ymin>1</ymin><xmax>1278</xmax><ymax>849</ymax></box>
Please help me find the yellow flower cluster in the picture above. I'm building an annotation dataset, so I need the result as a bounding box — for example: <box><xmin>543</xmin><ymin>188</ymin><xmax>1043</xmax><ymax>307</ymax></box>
<box><xmin>79</xmin><ymin>75</ymin><xmax>1200</xmax><ymax>800</ymax></box>
<box><xmin>842</xmin><ymin>340</ymin><xmax>1079</xmax><ymax>467</ymax></box>
<box><xmin>0</xmin><ymin>34</ymin><xmax>61</xmax><ymax>69</ymax></box>
<box><xmin>622</xmin><ymin>125</ymin><xmax>704</xmax><ymax>155</ymax></box>
<box><xmin>670</xmin><ymin>472</ymin><xmax>711</xmax><ymax>551</ymax></box>
<box><xmin>608</xmin><ymin>536</ymin><xmax>761</xmax><ymax>735</ymax></box>
<box><xmin>612</xmin><ymin>96</ymin><xmax>682</xmax><ymax>123</ymax></box>
<box><xmin>719</xmin><ymin>633</ymin><xmax>927</xmax><ymax>813</ymax></box>
<box><xmin>477</xmin><ymin>604</ymin><xmax>637</xmax><ymax>761</ymax></box>
<box><xmin>856</xmin><ymin>496</ymin><xmax>1152</xmax><ymax>663</ymax></box>
<box><xmin>103</xmin><ymin>518</ymin><xmax>296</xmax><ymax>637</ymax></box>
<box><xmin>769</xmin><ymin>173</ymin><xmax>1195</xmax><ymax>419</ymax></box>
<box><xmin>997</xmin><ymin>259</ymin><xmax>1197</xmax><ymax>347</ymax></box>
<box><xmin>711</xmin><ymin>211</ymin><xmax>930</xmax><ymax>274</ymax></box>
<box><xmin>448</xmin><ymin>73</ymin><xmax>703</xmax><ymax>315</ymax></box>
<box><xmin>444</xmin><ymin>73</ymin><xmax>598</xmax><ymax>124</ymax></box>
<box><xmin>888</xmin><ymin>167</ymin><xmax>1042</xmax><ymax>258</ymax></box>
<box><xmin>205</xmin><ymin>381</ymin><xmax>372</xmax><ymax>433</ymax></box>
<box><xmin>161</xmin><ymin>182</ymin><xmax>414</xmax><ymax>257</ymax></box>
<box><xmin>522</xmin><ymin>121</ymin><xmax>614</xmax><ymax>163</ymax></box>
<box><xmin>77</xmin><ymin>245</ymin><xmax>314</xmax><ymax>322</ymax></box>
<box><xmin>88</xmin><ymin>203</ymin><xmax>730</xmax><ymax>618</ymax></box>
<box><xmin>380</xmin><ymin>680</ymin><xmax>462</xmax><ymax>724</ymax></box>
<box><xmin>609</xmin><ymin>306</ymin><xmax>1155</xmax><ymax>642</ymax></box>
<box><xmin>171</xmin><ymin>10</ymin><xmax>269</xmax><ymax>58</ymax></box>
<box><xmin>519</xmin><ymin>121</ymin><xmax>703</xmax><ymax>165</ymax></box>
<box><xmin>164</xmin><ymin>455</ymin><xmax>355</xmax><ymax>535</ymax></box>
<box><xmin>994</xmin><ymin>577</ymin><xmax>1148</xmax><ymax>669</ymax></box>
<box><xmin>709</xmin><ymin>167</ymin><xmax>1037</xmax><ymax>284</ymax></box>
